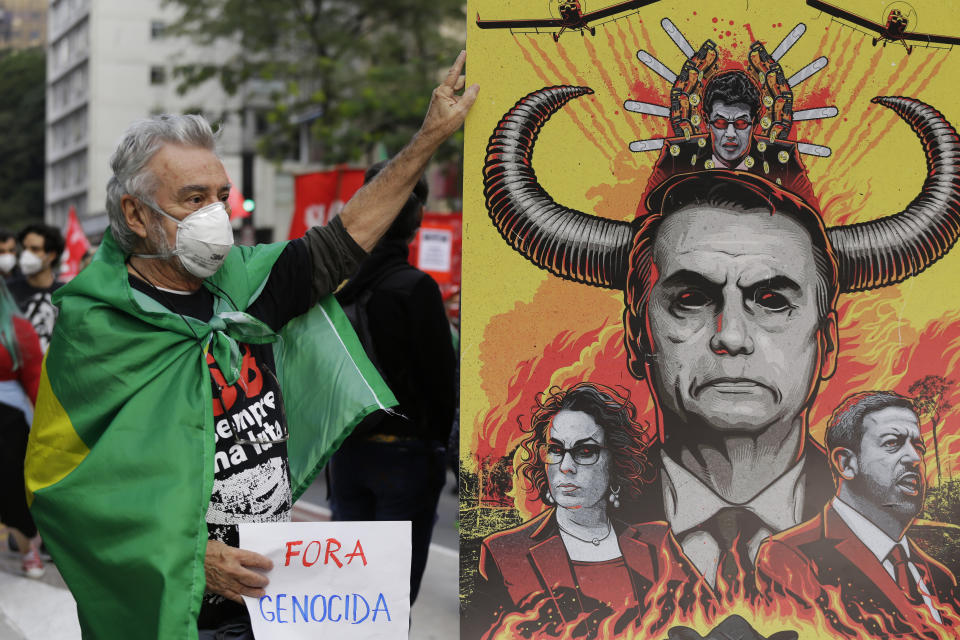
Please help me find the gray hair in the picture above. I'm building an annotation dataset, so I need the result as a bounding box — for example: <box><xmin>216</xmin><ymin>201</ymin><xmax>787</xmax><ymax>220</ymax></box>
<box><xmin>105</xmin><ymin>114</ymin><xmax>217</xmax><ymax>254</ymax></box>
<box><xmin>825</xmin><ymin>390</ymin><xmax>917</xmax><ymax>480</ymax></box>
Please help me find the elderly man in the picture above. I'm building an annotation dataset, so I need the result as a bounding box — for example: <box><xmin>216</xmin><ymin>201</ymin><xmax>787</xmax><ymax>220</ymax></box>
<box><xmin>643</xmin><ymin>70</ymin><xmax>815</xmax><ymax>205</ymax></box>
<box><xmin>480</xmin><ymin>85</ymin><xmax>960</xmax><ymax>600</ymax></box>
<box><xmin>756</xmin><ymin>391</ymin><xmax>959</xmax><ymax>637</ymax></box>
<box><xmin>25</xmin><ymin>53</ymin><xmax>477</xmax><ymax>639</ymax></box>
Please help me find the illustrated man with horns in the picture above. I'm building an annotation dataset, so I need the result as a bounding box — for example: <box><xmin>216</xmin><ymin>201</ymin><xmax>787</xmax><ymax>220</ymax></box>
<box><xmin>481</xmin><ymin>86</ymin><xmax>960</xmax><ymax>595</ymax></box>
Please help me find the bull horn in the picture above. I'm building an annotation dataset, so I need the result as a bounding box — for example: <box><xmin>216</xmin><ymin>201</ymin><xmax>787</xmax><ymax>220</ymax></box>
<box><xmin>483</xmin><ymin>85</ymin><xmax>633</xmax><ymax>289</ymax></box>
<box><xmin>828</xmin><ymin>97</ymin><xmax>960</xmax><ymax>292</ymax></box>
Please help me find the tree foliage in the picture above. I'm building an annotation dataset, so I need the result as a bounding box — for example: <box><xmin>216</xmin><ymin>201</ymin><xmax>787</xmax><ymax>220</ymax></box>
<box><xmin>164</xmin><ymin>0</ymin><xmax>466</xmax><ymax>163</ymax></box>
<box><xmin>916</xmin><ymin>478</ymin><xmax>960</xmax><ymax>570</ymax></box>
<box><xmin>0</xmin><ymin>47</ymin><xmax>45</xmax><ymax>228</ymax></box>
<box><xmin>909</xmin><ymin>375</ymin><xmax>954</xmax><ymax>483</ymax></box>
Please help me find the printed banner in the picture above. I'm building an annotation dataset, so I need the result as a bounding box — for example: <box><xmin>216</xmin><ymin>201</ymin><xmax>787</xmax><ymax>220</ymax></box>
<box><xmin>410</xmin><ymin>212</ymin><xmax>462</xmax><ymax>289</ymax></box>
<box><xmin>461</xmin><ymin>1</ymin><xmax>960</xmax><ymax>639</ymax></box>
<box><xmin>289</xmin><ymin>169</ymin><xmax>366</xmax><ymax>239</ymax></box>
<box><xmin>241</xmin><ymin>521</ymin><xmax>410</xmax><ymax>639</ymax></box>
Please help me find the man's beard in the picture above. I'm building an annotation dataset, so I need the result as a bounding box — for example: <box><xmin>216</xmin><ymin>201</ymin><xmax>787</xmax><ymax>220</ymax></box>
<box><xmin>860</xmin><ymin>472</ymin><xmax>924</xmax><ymax>522</ymax></box>
<box><xmin>144</xmin><ymin>212</ymin><xmax>173</xmax><ymax>256</ymax></box>
<box><xmin>143</xmin><ymin>213</ymin><xmax>191</xmax><ymax>278</ymax></box>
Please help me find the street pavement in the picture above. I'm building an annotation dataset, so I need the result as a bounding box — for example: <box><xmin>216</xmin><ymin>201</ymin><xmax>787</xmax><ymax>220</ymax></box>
<box><xmin>0</xmin><ymin>470</ymin><xmax>460</xmax><ymax>639</ymax></box>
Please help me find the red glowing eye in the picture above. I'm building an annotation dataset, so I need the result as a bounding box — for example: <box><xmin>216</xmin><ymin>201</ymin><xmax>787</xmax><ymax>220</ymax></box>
<box><xmin>710</xmin><ymin>117</ymin><xmax>752</xmax><ymax>130</ymax></box>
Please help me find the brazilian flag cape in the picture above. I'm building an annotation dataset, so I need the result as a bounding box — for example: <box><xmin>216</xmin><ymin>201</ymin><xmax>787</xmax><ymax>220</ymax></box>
<box><xmin>24</xmin><ymin>233</ymin><xmax>395</xmax><ymax>639</ymax></box>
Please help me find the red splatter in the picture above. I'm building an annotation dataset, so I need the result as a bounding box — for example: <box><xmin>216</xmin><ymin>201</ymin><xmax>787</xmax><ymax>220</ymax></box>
<box><xmin>629</xmin><ymin>79</ymin><xmax>664</xmax><ymax>104</ymax></box>
<box><xmin>712</xmin><ymin>17</ymin><xmax>718</xmax><ymax>23</ymax></box>
<box><xmin>725</xmin><ymin>30</ymin><xmax>731</xmax><ymax>36</ymax></box>
<box><xmin>729</xmin><ymin>20</ymin><xmax>734</xmax><ymax>25</ymax></box>
<box><xmin>744</xmin><ymin>22</ymin><xmax>756</xmax><ymax>42</ymax></box>
<box><xmin>798</xmin><ymin>84</ymin><xmax>836</xmax><ymax>108</ymax></box>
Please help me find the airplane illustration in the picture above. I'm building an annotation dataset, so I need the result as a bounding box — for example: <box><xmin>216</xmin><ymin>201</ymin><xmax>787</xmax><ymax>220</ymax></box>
<box><xmin>807</xmin><ymin>0</ymin><xmax>960</xmax><ymax>54</ymax></box>
<box><xmin>477</xmin><ymin>0</ymin><xmax>660</xmax><ymax>42</ymax></box>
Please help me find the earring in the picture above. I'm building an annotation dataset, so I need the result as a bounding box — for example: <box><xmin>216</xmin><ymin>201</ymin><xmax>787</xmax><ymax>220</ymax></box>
<box><xmin>544</xmin><ymin>492</ymin><xmax>555</xmax><ymax>505</ymax></box>
<box><xmin>608</xmin><ymin>484</ymin><xmax>621</xmax><ymax>509</ymax></box>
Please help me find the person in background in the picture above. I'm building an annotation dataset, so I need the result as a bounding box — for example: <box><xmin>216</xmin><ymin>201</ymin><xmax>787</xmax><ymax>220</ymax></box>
<box><xmin>0</xmin><ymin>230</ymin><xmax>17</xmax><ymax>279</ymax></box>
<box><xmin>443</xmin><ymin>287</ymin><xmax>461</xmax><ymax>493</ymax></box>
<box><xmin>9</xmin><ymin>224</ymin><xmax>65</xmax><ymax>351</ymax></box>
<box><xmin>331</xmin><ymin>161</ymin><xmax>458</xmax><ymax>605</ymax></box>
<box><xmin>0</xmin><ymin>278</ymin><xmax>43</xmax><ymax>577</ymax></box>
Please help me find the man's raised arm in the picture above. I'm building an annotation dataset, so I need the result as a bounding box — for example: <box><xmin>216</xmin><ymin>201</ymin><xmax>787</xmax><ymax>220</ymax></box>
<box><xmin>340</xmin><ymin>50</ymin><xmax>479</xmax><ymax>251</ymax></box>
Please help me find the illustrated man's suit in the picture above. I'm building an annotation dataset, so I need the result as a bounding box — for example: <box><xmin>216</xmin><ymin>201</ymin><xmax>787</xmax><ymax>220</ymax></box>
<box><xmin>627</xmin><ymin>440</ymin><xmax>834</xmax><ymax>525</ymax></box>
<box><xmin>756</xmin><ymin>503</ymin><xmax>960</xmax><ymax>638</ymax></box>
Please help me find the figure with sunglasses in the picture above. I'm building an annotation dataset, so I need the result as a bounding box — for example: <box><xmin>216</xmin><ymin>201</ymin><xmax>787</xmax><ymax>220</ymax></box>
<box><xmin>465</xmin><ymin>382</ymin><xmax>705</xmax><ymax>637</ymax></box>
<box><xmin>643</xmin><ymin>70</ymin><xmax>815</xmax><ymax>206</ymax></box>
<box><xmin>25</xmin><ymin>54</ymin><xmax>477</xmax><ymax>640</ymax></box>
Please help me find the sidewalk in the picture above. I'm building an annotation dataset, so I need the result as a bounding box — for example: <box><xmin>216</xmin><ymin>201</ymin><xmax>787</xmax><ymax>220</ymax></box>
<box><xmin>0</xmin><ymin>550</ymin><xmax>80</xmax><ymax>639</ymax></box>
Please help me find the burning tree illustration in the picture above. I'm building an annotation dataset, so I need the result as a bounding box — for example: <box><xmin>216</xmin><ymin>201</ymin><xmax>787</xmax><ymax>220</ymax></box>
<box><xmin>909</xmin><ymin>375</ymin><xmax>954</xmax><ymax>484</ymax></box>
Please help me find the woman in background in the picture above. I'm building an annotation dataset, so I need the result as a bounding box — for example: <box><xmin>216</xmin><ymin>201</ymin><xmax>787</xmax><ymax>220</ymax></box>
<box><xmin>0</xmin><ymin>278</ymin><xmax>44</xmax><ymax>577</ymax></box>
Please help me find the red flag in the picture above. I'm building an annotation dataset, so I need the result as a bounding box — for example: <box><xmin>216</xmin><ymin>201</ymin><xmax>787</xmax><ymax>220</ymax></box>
<box><xmin>289</xmin><ymin>168</ymin><xmax>365</xmax><ymax>239</ymax></box>
<box><xmin>60</xmin><ymin>206</ymin><xmax>92</xmax><ymax>282</ymax></box>
<box><xmin>227</xmin><ymin>173</ymin><xmax>249</xmax><ymax>220</ymax></box>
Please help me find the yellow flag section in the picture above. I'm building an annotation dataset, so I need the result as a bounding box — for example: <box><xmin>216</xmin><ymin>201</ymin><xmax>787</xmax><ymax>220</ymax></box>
<box><xmin>462</xmin><ymin>1</ymin><xmax>960</xmax><ymax>639</ymax></box>
<box><xmin>24</xmin><ymin>359</ymin><xmax>90</xmax><ymax>505</ymax></box>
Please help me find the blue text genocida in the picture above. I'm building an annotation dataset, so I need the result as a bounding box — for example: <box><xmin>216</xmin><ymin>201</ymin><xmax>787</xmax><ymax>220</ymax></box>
<box><xmin>258</xmin><ymin>592</ymin><xmax>391</xmax><ymax>624</ymax></box>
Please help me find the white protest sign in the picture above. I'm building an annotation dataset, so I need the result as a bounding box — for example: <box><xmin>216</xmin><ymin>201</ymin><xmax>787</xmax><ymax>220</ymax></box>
<box><xmin>417</xmin><ymin>228</ymin><xmax>453</xmax><ymax>273</ymax></box>
<box><xmin>240</xmin><ymin>521</ymin><xmax>411</xmax><ymax>640</ymax></box>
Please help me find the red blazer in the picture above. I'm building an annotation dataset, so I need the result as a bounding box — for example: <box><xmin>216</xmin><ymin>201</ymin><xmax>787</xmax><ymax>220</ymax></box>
<box><xmin>756</xmin><ymin>504</ymin><xmax>959</xmax><ymax>638</ymax></box>
<box><xmin>465</xmin><ymin>509</ymin><xmax>711</xmax><ymax>638</ymax></box>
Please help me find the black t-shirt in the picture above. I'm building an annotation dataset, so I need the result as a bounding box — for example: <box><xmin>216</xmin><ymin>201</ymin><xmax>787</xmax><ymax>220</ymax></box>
<box><xmin>8</xmin><ymin>277</ymin><xmax>63</xmax><ymax>352</ymax></box>
<box><xmin>129</xmin><ymin>240</ymin><xmax>312</xmax><ymax>629</ymax></box>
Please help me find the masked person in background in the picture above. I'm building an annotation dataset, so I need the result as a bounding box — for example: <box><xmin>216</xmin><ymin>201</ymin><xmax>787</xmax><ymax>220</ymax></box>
<box><xmin>8</xmin><ymin>223</ymin><xmax>65</xmax><ymax>352</ymax></box>
<box><xmin>0</xmin><ymin>229</ymin><xmax>18</xmax><ymax>280</ymax></box>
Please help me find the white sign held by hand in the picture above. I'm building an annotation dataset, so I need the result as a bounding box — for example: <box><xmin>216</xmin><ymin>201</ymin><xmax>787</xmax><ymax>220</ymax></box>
<box><xmin>240</xmin><ymin>521</ymin><xmax>411</xmax><ymax>640</ymax></box>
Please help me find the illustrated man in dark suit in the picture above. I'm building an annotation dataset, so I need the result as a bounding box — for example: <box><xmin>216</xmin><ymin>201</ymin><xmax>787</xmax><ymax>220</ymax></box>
<box><xmin>756</xmin><ymin>391</ymin><xmax>959</xmax><ymax>637</ymax></box>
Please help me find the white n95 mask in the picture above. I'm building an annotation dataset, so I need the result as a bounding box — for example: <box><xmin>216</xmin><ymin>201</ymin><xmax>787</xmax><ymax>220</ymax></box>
<box><xmin>138</xmin><ymin>201</ymin><xmax>234</xmax><ymax>279</ymax></box>
<box><xmin>0</xmin><ymin>253</ymin><xmax>18</xmax><ymax>274</ymax></box>
<box><xmin>18</xmin><ymin>250</ymin><xmax>44</xmax><ymax>276</ymax></box>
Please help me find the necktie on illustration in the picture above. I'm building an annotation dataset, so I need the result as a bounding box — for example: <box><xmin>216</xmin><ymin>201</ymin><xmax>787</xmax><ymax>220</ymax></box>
<box><xmin>886</xmin><ymin>545</ymin><xmax>923</xmax><ymax>605</ymax></box>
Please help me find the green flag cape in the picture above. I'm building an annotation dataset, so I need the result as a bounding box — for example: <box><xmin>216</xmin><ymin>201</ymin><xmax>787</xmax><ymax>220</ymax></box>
<box><xmin>25</xmin><ymin>233</ymin><xmax>395</xmax><ymax>639</ymax></box>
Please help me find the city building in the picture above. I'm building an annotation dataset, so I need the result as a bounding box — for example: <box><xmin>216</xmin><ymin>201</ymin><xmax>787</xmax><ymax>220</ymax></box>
<box><xmin>45</xmin><ymin>0</ymin><xmax>292</xmax><ymax>240</ymax></box>
<box><xmin>0</xmin><ymin>0</ymin><xmax>46</xmax><ymax>51</ymax></box>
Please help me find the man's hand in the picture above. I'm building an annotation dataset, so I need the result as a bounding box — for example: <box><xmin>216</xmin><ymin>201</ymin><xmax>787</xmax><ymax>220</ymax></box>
<box><xmin>336</xmin><ymin>51</ymin><xmax>479</xmax><ymax>251</ymax></box>
<box><xmin>204</xmin><ymin>539</ymin><xmax>273</xmax><ymax>604</ymax></box>
<box><xmin>417</xmin><ymin>50</ymin><xmax>480</xmax><ymax>146</ymax></box>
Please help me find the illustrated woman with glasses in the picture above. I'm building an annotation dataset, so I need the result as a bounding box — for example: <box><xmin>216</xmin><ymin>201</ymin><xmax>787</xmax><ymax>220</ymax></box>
<box><xmin>466</xmin><ymin>382</ymin><xmax>678</xmax><ymax>635</ymax></box>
